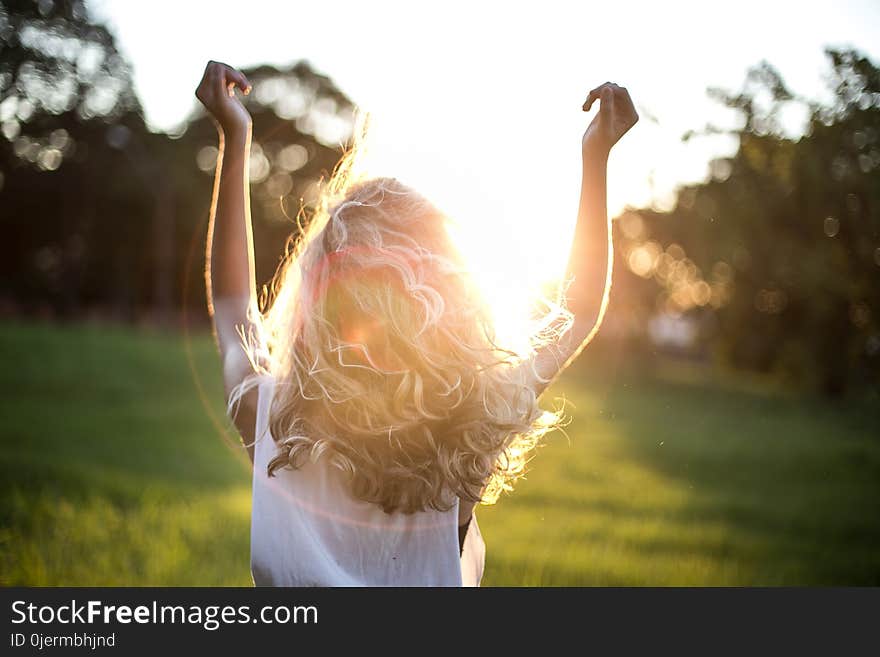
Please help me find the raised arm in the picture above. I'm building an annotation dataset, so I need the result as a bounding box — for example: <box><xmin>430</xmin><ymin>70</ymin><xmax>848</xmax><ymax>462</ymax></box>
<box><xmin>195</xmin><ymin>61</ymin><xmax>260</xmax><ymax>459</ymax></box>
<box><xmin>528</xmin><ymin>82</ymin><xmax>638</xmax><ymax>396</ymax></box>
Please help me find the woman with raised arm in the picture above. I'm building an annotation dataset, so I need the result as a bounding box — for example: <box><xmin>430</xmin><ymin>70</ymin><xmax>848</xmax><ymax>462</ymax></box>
<box><xmin>195</xmin><ymin>61</ymin><xmax>638</xmax><ymax>587</ymax></box>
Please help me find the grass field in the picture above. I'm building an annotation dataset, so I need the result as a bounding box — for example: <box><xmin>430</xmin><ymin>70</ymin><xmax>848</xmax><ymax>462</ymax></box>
<box><xmin>1</xmin><ymin>321</ymin><xmax>878</xmax><ymax>586</ymax></box>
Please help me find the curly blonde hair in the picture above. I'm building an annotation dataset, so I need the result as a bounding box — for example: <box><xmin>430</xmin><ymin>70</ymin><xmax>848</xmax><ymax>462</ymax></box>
<box><xmin>238</xmin><ymin>142</ymin><xmax>570</xmax><ymax>514</ymax></box>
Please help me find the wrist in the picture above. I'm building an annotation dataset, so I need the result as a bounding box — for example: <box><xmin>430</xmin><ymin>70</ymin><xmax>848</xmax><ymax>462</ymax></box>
<box><xmin>218</xmin><ymin>121</ymin><xmax>252</xmax><ymax>148</ymax></box>
<box><xmin>582</xmin><ymin>138</ymin><xmax>610</xmax><ymax>164</ymax></box>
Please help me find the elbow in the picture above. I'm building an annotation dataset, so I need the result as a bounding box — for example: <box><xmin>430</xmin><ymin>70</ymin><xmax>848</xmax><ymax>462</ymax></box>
<box><xmin>565</xmin><ymin>269</ymin><xmax>613</xmax><ymax>345</ymax></box>
<box><xmin>565</xmin><ymin>300</ymin><xmax>607</xmax><ymax>348</ymax></box>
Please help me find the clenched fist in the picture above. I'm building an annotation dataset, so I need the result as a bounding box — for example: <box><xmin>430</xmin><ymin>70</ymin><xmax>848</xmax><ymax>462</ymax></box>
<box><xmin>195</xmin><ymin>61</ymin><xmax>252</xmax><ymax>138</ymax></box>
<box><xmin>581</xmin><ymin>82</ymin><xmax>638</xmax><ymax>157</ymax></box>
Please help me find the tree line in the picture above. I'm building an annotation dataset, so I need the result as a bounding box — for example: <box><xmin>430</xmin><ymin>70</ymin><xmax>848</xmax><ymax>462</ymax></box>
<box><xmin>2</xmin><ymin>1</ymin><xmax>877</xmax><ymax>394</ymax></box>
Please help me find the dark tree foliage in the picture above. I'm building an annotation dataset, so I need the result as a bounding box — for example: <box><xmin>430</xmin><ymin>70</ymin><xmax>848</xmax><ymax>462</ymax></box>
<box><xmin>0</xmin><ymin>0</ymin><xmax>140</xmax><ymax>121</ymax></box>
<box><xmin>177</xmin><ymin>61</ymin><xmax>355</xmax><ymax>317</ymax></box>
<box><xmin>614</xmin><ymin>49</ymin><xmax>880</xmax><ymax>395</ymax></box>
<box><xmin>1</xmin><ymin>0</ymin><xmax>149</xmax><ymax>317</ymax></box>
<box><xmin>3</xmin><ymin>2</ymin><xmax>876</xmax><ymax>395</ymax></box>
<box><xmin>1</xmin><ymin>0</ymin><xmax>354</xmax><ymax>322</ymax></box>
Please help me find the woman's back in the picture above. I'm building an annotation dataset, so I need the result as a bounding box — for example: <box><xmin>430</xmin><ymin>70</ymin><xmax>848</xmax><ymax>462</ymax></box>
<box><xmin>195</xmin><ymin>60</ymin><xmax>637</xmax><ymax>588</ymax></box>
<box><xmin>250</xmin><ymin>376</ymin><xmax>485</xmax><ymax>586</ymax></box>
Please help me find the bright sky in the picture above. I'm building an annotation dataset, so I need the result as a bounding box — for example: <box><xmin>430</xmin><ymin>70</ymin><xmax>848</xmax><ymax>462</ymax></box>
<box><xmin>92</xmin><ymin>0</ymin><xmax>880</xmax><ymax>349</ymax></box>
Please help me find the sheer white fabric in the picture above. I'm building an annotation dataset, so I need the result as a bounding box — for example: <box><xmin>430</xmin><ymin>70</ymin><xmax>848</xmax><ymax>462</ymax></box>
<box><xmin>249</xmin><ymin>375</ymin><xmax>486</xmax><ymax>587</ymax></box>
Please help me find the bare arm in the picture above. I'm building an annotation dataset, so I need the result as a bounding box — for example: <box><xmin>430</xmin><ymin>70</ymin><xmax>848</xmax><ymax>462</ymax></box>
<box><xmin>528</xmin><ymin>82</ymin><xmax>638</xmax><ymax>396</ymax></box>
<box><xmin>456</xmin><ymin>162</ymin><xmax>610</xmax><ymax>521</ymax></box>
<box><xmin>195</xmin><ymin>61</ymin><xmax>260</xmax><ymax>460</ymax></box>
<box><xmin>460</xmin><ymin>84</ymin><xmax>637</xmax><ymax>527</ymax></box>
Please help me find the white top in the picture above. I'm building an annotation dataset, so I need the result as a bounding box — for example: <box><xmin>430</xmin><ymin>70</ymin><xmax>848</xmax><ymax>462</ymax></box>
<box><xmin>250</xmin><ymin>375</ymin><xmax>486</xmax><ymax>587</ymax></box>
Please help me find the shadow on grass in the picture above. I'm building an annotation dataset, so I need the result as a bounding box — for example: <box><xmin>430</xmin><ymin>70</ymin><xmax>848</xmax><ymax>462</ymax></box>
<box><xmin>480</xmin><ymin>353</ymin><xmax>880</xmax><ymax>585</ymax></box>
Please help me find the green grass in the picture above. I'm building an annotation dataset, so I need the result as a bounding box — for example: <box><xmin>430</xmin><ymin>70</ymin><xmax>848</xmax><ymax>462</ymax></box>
<box><xmin>1</xmin><ymin>321</ymin><xmax>878</xmax><ymax>585</ymax></box>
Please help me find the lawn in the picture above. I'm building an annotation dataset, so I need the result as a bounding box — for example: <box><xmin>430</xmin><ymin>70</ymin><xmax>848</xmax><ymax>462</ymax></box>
<box><xmin>1</xmin><ymin>321</ymin><xmax>878</xmax><ymax>585</ymax></box>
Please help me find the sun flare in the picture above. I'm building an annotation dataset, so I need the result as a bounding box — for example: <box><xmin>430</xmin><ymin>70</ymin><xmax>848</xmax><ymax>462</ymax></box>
<box><xmin>351</xmin><ymin>116</ymin><xmax>578</xmax><ymax>357</ymax></box>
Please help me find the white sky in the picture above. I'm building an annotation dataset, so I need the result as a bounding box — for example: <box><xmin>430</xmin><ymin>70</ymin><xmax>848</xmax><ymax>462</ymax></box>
<box><xmin>91</xmin><ymin>0</ymin><xmax>880</xmax><ymax>347</ymax></box>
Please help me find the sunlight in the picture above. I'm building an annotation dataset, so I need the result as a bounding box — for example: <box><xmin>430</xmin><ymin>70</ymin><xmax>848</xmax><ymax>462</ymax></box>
<box><xmin>345</xmin><ymin>92</ymin><xmax>742</xmax><ymax>359</ymax></box>
<box><xmin>353</xmin><ymin>115</ymin><xmax>578</xmax><ymax>357</ymax></box>
<box><xmin>428</xmin><ymin>182</ymin><xmax>575</xmax><ymax>358</ymax></box>
<box><xmin>445</xmin><ymin>220</ymin><xmax>560</xmax><ymax>357</ymax></box>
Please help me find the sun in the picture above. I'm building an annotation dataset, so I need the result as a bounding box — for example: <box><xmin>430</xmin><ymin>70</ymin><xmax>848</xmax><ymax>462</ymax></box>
<box><xmin>444</xmin><ymin>215</ymin><xmax>570</xmax><ymax>359</ymax></box>
<box><xmin>351</xmin><ymin>114</ymin><xmax>576</xmax><ymax>357</ymax></box>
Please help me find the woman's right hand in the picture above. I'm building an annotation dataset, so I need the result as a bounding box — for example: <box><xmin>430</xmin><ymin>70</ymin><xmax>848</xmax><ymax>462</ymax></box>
<box><xmin>195</xmin><ymin>61</ymin><xmax>252</xmax><ymax>138</ymax></box>
<box><xmin>581</xmin><ymin>82</ymin><xmax>638</xmax><ymax>158</ymax></box>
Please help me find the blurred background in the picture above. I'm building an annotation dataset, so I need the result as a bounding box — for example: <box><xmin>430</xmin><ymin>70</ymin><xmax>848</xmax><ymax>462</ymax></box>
<box><xmin>1</xmin><ymin>0</ymin><xmax>878</xmax><ymax>585</ymax></box>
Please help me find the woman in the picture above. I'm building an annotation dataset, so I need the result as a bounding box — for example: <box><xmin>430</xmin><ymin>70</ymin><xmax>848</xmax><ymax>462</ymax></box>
<box><xmin>195</xmin><ymin>61</ymin><xmax>637</xmax><ymax>586</ymax></box>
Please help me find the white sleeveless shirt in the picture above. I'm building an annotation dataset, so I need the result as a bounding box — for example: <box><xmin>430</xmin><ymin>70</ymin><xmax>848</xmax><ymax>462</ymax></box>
<box><xmin>250</xmin><ymin>375</ymin><xmax>486</xmax><ymax>586</ymax></box>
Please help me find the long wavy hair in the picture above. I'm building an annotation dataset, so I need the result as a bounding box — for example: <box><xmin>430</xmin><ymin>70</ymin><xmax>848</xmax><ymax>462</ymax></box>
<box><xmin>233</xmin><ymin>137</ymin><xmax>571</xmax><ymax>514</ymax></box>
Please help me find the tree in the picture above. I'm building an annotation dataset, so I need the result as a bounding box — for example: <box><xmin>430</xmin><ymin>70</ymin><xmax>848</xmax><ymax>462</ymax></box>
<box><xmin>614</xmin><ymin>48</ymin><xmax>880</xmax><ymax>395</ymax></box>
<box><xmin>171</xmin><ymin>60</ymin><xmax>355</xmax><ymax>319</ymax></box>
<box><xmin>1</xmin><ymin>1</ymin><xmax>356</xmax><ymax>323</ymax></box>
<box><xmin>1</xmin><ymin>0</ymin><xmax>150</xmax><ymax>317</ymax></box>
